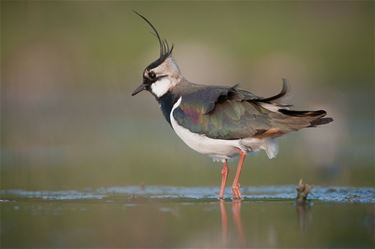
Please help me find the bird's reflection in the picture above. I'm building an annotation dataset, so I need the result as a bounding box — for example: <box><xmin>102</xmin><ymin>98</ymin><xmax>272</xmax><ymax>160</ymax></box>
<box><xmin>219</xmin><ymin>200</ymin><xmax>228</xmax><ymax>246</ymax></box>
<box><xmin>219</xmin><ymin>199</ymin><xmax>245</xmax><ymax>247</ymax></box>
<box><xmin>219</xmin><ymin>198</ymin><xmax>313</xmax><ymax>247</ymax></box>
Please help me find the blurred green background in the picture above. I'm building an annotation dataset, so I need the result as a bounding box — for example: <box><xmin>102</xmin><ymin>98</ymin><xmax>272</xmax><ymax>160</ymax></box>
<box><xmin>1</xmin><ymin>1</ymin><xmax>374</xmax><ymax>190</ymax></box>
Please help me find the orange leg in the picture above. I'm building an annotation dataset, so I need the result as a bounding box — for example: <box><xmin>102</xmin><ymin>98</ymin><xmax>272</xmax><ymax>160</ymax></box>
<box><xmin>232</xmin><ymin>151</ymin><xmax>246</xmax><ymax>199</ymax></box>
<box><xmin>219</xmin><ymin>160</ymin><xmax>229</xmax><ymax>199</ymax></box>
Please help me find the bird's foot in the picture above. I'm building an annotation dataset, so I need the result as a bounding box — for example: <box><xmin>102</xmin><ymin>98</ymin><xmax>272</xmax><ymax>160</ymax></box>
<box><xmin>232</xmin><ymin>183</ymin><xmax>241</xmax><ymax>200</ymax></box>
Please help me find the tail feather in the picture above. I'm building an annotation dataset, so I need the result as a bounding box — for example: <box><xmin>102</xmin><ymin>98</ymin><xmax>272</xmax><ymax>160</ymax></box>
<box><xmin>277</xmin><ymin>109</ymin><xmax>333</xmax><ymax>130</ymax></box>
<box><xmin>279</xmin><ymin>109</ymin><xmax>326</xmax><ymax>117</ymax></box>
<box><xmin>309</xmin><ymin>117</ymin><xmax>334</xmax><ymax>127</ymax></box>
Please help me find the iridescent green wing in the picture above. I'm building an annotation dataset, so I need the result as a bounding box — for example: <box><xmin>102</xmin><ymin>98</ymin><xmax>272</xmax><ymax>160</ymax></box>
<box><xmin>173</xmin><ymin>80</ymin><xmax>330</xmax><ymax>139</ymax></box>
<box><xmin>173</xmin><ymin>87</ymin><xmax>274</xmax><ymax>139</ymax></box>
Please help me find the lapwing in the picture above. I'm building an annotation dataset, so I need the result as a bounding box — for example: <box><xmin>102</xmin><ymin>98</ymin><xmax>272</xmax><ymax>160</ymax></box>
<box><xmin>131</xmin><ymin>12</ymin><xmax>333</xmax><ymax>199</ymax></box>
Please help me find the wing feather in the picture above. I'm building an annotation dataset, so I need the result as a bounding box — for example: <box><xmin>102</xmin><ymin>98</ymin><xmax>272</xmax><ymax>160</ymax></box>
<box><xmin>172</xmin><ymin>79</ymin><xmax>331</xmax><ymax>140</ymax></box>
<box><xmin>174</xmin><ymin>88</ymin><xmax>274</xmax><ymax>139</ymax></box>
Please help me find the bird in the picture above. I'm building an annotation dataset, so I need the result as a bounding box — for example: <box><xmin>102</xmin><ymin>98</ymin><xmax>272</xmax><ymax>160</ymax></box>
<box><xmin>131</xmin><ymin>12</ymin><xmax>333</xmax><ymax>200</ymax></box>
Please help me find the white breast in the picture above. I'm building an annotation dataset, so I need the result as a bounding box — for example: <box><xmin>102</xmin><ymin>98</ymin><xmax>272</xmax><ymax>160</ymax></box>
<box><xmin>170</xmin><ymin>98</ymin><xmax>240</xmax><ymax>161</ymax></box>
<box><xmin>169</xmin><ymin>97</ymin><xmax>279</xmax><ymax>161</ymax></box>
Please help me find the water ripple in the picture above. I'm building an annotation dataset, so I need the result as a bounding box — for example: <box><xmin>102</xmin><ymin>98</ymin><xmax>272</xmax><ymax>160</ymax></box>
<box><xmin>1</xmin><ymin>186</ymin><xmax>374</xmax><ymax>203</ymax></box>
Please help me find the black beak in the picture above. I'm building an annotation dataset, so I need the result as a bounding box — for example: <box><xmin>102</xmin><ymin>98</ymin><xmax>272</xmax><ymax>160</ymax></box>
<box><xmin>131</xmin><ymin>83</ymin><xmax>147</xmax><ymax>96</ymax></box>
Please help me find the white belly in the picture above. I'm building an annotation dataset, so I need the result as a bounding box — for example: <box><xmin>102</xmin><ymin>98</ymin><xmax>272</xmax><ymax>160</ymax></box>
<box><xmin>170</xmin><ymin>98</ymin><xmax>279</xmax><ymax>161</ymax></box>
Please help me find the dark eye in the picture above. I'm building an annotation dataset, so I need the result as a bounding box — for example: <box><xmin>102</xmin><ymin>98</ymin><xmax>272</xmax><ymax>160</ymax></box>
<box><xmin>148</xmin><ymin>71</ymin><xmax>156</xmax><ymax>79</ymax></box>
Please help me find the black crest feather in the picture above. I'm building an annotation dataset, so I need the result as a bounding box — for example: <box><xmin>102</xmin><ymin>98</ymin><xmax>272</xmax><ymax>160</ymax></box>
<box><xmin>133</xmin><ymin>11</ymin><xmax>173</xmax><ymax>69</ymax></box>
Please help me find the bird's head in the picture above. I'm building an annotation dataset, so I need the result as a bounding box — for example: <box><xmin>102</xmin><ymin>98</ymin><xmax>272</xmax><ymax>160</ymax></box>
<box><xmin>132</xmin><ymin>12</ymin><xmax>182</xmax><ymax>98</ymax></box>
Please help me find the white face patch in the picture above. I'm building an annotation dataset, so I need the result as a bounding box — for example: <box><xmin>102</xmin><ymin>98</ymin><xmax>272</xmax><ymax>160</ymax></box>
<box><xmin>151</xmin><ymin>78</ymin><xmax>174</xmax><ymax>97</ymax></box>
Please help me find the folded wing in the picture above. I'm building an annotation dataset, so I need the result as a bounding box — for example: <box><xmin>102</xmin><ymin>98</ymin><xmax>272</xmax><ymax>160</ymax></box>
<box><xmin>173</xmin><ymin>80</ymin><xmax>332</xmax><ymax>140</ymax></box>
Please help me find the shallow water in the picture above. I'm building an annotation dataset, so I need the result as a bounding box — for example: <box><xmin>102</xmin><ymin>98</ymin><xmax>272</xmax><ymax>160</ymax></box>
<box><xmin>1</xmin><ymin>185</ymin><xmax>375</xmax><ymax>203</ymax></box>
<box><xmin>1</xmin><ymin>186</ymin><xmax>375</xmax><ymax>248</ymax></box>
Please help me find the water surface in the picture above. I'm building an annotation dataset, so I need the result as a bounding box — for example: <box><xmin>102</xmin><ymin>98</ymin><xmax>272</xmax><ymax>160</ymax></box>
<box><xmin>1</xmin><ymin>186</ymin><xmax>374</xmax><ymax>248</ymax></box>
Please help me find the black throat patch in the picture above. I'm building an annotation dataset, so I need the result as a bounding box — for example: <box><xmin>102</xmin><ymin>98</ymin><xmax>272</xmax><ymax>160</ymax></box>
<box><xmin>157</xmin><ymin>91</ymin><xmax>180</xmax><ymax>126</ymax></box>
